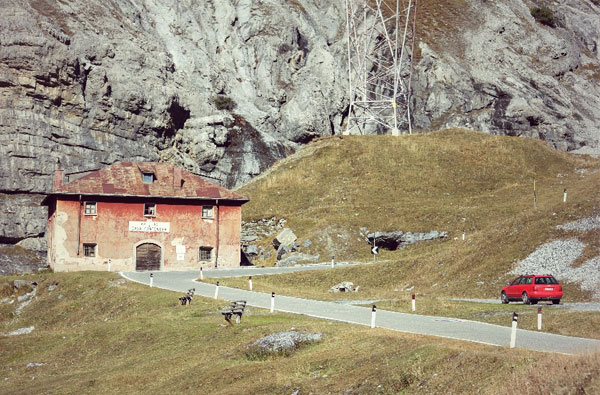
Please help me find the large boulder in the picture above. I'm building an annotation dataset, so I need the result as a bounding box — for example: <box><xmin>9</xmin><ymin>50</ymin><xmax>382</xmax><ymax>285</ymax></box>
<box><xmin>272</xmin><ymin>228</ymin><xmax>297</xmax><ymax>250</ymax></box>
<box><xmin>366</xmin><ymin>231</ymin><xmax>448</xmax><ymax>250</ymax></box>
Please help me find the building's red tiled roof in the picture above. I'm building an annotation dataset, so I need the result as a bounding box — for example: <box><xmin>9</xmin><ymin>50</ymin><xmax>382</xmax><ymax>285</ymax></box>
<box><xmin>53</xmin><ymin>162</ymin><xmax>247</xmax><ymax>202</ymax></box>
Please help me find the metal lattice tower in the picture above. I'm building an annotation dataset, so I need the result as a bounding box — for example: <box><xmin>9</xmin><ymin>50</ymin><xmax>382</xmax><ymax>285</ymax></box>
<box><xmin>344</xmin><ymin>0</ymin><xmax>418</xmax><ymax>135</ymax></box>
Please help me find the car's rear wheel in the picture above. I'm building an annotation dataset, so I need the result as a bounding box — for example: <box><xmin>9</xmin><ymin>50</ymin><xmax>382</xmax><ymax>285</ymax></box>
<box><xmin>501</xmin><ymin>292</ymin><xmax>509</xmax><ymax>304</ymax></box>
<box><xmin>522</xmin><ymin>292</ymin><xmax>530</xmax><ymax>305</ymax></box>
<box><xmin>552</xmin><ymin>299</ymin><xmax>560</xmax><ymax>305</ymax></box>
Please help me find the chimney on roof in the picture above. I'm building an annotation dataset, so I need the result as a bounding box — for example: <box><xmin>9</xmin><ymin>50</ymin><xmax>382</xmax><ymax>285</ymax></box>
<box><xmin>173</xmin><ymin>167</ymin><xmax>183</xmax><ymax>189</ymax></box>
<box><xmin>53</xmin><ymin>160</ymin><xmax>64</xmax><ymax>191</ymax></box>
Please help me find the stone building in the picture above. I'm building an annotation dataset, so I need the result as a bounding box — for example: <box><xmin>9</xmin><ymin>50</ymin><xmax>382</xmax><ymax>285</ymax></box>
<box><xmin>42</xmin><ymin>162</ymin><xmax>248</xmax><ymax>272</ymax></box>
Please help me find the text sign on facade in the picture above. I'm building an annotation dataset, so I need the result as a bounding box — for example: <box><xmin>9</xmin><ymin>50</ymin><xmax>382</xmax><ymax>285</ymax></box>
<box><xmin>129</xmin><ymin>221</ymin><xmax>170</xmax><ymax>233</ymax></box>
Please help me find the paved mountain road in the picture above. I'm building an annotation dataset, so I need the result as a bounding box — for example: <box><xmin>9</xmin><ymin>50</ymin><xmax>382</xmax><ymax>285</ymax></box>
<box><xmin>121</xmin><ymin>269</ymin><xmax>600</xmax><ymax>355</ymax></box>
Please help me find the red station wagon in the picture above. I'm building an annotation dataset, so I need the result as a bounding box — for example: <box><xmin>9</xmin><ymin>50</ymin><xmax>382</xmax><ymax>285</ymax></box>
<box><xmin>501</xmin><ymin>275</ymin><xmax>563</xmax><ymax>305</ymax></box>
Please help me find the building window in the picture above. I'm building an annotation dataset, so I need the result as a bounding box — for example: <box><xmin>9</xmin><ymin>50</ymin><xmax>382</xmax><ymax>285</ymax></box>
<box><xmin>144</xmin><ymin>203</ymin><xmax>156</xmax><ymax>217</ymax></box>
<box><xmin>142</xmin><ymin>172</ymin><xmax>154</xmax><ymax>183</ymax></box>
<box><xmin>199</xmin><ymin>247</ymin><xmax>212</xmax><ymax>261</ymax></box>
<box><xmin>83</xmin><ymin>243</ymin><xmax>96</xmax><ymax>257</ymax></box>
<box><xmin>202</xmin><ymin>205</ymin><xmax>214</xmax><ymax>218</ymax></box>
<box><xmin>84</xmin><ymin>202</ymin><xmax>97</xmax><ymax>215</ymax></box>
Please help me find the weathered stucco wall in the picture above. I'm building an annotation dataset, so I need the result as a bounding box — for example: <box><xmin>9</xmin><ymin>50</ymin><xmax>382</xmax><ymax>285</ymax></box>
<box><xmin>48</xmin><ymin>198</ymin><xmax>242</xmax><ymax>272</ymax></box>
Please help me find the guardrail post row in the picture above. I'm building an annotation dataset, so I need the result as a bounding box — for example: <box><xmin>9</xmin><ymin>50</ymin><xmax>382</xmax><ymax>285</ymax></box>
<box><xmin>412</xmin><ymin>294</ymin><xmax>416</xmax><ymax>312</ymax></box>
<box><xmin>510</xmin><ymin>312</ymin><xmax>519</xmax><ymax>348</ymax></box>
<box><xmin>214</xmin><ymin>281</ymin><xmax>220</xmax><ymax>299</ymax></box>
<box><xmin>537</xmin><ymin>307</ymin><xmax>542</xmax><ymax>331</ymax></box>
<box><xmin>371</xmin><ymin>305</ymin><xmax>377</xmax><ymax>328</ymax></box>
<box><xmin>270</xmin><ymin>292</ymin><xmax>275</xmax><ymax>313</ymax></box>
<box><xmin>150</xmin><ymin>273</ymin><xmax>153</xmax><ymax>288</ymax></box>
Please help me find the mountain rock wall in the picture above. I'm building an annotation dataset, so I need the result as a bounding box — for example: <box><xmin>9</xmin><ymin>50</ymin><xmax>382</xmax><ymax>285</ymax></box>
<box><xmin>0</xmin><ymin>0</ymin><xmax>599</xmax><ymax>251</ymax></box>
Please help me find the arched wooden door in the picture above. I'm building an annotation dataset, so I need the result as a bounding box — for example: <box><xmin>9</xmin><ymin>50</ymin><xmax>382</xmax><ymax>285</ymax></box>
<box><xmin>136</xmin><ymin>243</ymin><xmax>161</xmax><ymax>271</ymax></box>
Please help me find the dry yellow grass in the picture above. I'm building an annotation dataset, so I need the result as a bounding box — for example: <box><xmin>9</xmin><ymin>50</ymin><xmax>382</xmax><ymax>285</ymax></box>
<box><xmin>2</xmin><ymin>271</ymin><xmax>600</xmax><ymax>394</ymax></box>
<box><xmin>235</xmin><ymin>130</ymin><xmax>599</xmax><ymax>302</ymax></box>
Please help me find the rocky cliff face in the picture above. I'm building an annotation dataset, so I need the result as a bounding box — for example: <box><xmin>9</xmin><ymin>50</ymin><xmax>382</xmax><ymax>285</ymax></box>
<box><xmin>412</xmin><ymin>0</ymin><xmax>600</xmax><ymax>153</ymax></box>
<box><xmin>1</xmin><ymin>0</ymin><xmax>599</xmax><ymax>252</ymax></box>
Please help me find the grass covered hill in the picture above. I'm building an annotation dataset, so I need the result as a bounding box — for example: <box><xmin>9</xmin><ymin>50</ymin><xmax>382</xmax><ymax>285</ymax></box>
<box><xmin>2</xmin><ymin>272</ymin><xmax>600</xmax><ymax>394</ymax></box>
<box><xmin>236</xmin><ymin>129</ymin><xmax>600</xmax><ymax>299</ymax></box>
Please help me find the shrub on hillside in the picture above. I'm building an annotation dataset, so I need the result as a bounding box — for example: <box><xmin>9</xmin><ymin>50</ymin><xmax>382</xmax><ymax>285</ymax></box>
<box><xmin>213</xmin><ymin>95</ymin><xmax>236</xmax><ymax>111</ymax></box>
<box><xmin>530</xmin><ymin>6</ymin><xmax>557</xmax><ymax>28</ymax></box>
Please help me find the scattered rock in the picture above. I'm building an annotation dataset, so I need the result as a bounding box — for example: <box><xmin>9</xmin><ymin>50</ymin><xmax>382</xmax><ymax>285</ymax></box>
<box><xmin>276</xmin><ymin>244</ymin><xmax>290</xmax><ymax>260</ymax></box>
<box><xmin>26</xmin><ymin>363</ymin><xmax>45</xmax><ymax>368</ymax></box>
<box><xmin>301</xmin><ymin>240</ymin><xmax>312</xmax><ymax>248</ymax></box>
<box><xmin>275</xmin><ymin>254</ymin><xmax>320</xmax><ymax>267</ymax></box>
<box><xmin>12</xmin><ymin>280</ymin><xmax>29</xmax><ymax>290</ymax></box>
<box><xmin>366</xmin><ymin>231</ymin><xmax>448</xmax><ymax>250</ymax></box>
<box><xmin>245</xmin><ymin>245</ymin><xmax>259</xmax><ymax>256</ymax></box>
<box><xmin>8</xmin><ymin>326</ymin><xmax>35</xmax><ymax>336</ymax></box>
<box><xmin>273</xmin><ymin>228</ymin><xmax>297</xmax><ymax>251</ymax></box>
<box><xmin>247</xmin><ymin>330</ymin><xmax>322</xmax><ymax>356</ymax></box>
<box><xmin>329</xmin><ymin>281</ymin><xmax>358</xmax><ymax>293</ymax></box>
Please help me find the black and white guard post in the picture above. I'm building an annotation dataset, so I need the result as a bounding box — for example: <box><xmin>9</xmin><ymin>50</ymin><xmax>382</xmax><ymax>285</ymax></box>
<box><xmin>331</xmin><ymin>255</ymin><xmax>335</xmax><ymax>268</ymax></box>
<box><xmin>371</xmin><ymin>305</ymin><xmax>376</xmax><ymax>328</ymax></box>
<box><xmin>563</xmin><ymin>188</ymin><xmax>567</xmax><ymax>203</ymax></box>
<box><xmin>270</xmin><ymin>292</ymin><xmax>275</xmax><ymax>313</ymax></box>
<box><xmin>214</xmin><ymin>281</ymin><xmax>220</xmax><ymax>299</ymax></box>
<box><xmin>200</xmin><ymin>266</ymin><xmax>204</xmax><ymax>280</ymax></box>
<box><xmin>372</xmin><ymin>239</ymin><xmax>378</xmax><ymax>263</ymax></box>
<box><xmin>149</xmin><ymin>273</ymin><xmax>153</xmax><ymax>288</ymax></box>
<box><xmin>537</xmin><ymin>307</ymin><xmax>542</xmax><ymax>331</ymax></box>
<box><xmin>249</xmin><ymin>276</ymin><xmax>253</xmax><ymax>291</ymax></box>
<box><xmin>108</xmin><ymin>258</ymin><xmax>111</xmax><ymax>272</ymax></box>
<box><xmin>510</xmin><ymin>312</ymin><xmax>519</xmax><ymax>348</ymax></box>
<box><xmin>412</xmin><ymin>294</ymin><xmax>416</xmax><ymax>312</ymax></box>
<box><xmin>462</xmin><ymin>230</ymin><xmax>465</xmax><ymax>241</ymax></box>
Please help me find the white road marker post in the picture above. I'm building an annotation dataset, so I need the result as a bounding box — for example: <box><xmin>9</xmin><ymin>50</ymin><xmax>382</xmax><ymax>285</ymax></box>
<box><xmin>214</xmin><ymin>281</ymin><xmax>219</xmax><ymax>299</ymax></box>
<box><xmin>510</xmin><ymin>312</ymin><xmax>519</xmax><ymax>348</ymax></box>
<box><xmin>107</xmin><ymin>259</ymin><xmax>111</xmax><ymax>272</ymax></box>
<box><xmin>149</xmin><ymin>273</ymin><xmax>153</xmax><ymax>288</ymax></box>
<box><xmin>200</xmin><ymin>267</ymin><xmax>204</xmax><ymax>280</ymax></box>
<box><xmin>563</xmin><ymin>188</ymin><xmax>567</xmax><ymax>203</ymax></box>
<box><xmin>249</xmin><ymin>276</ymin><xmax>253</xmax><ymax>291</ymax></box>
<box><xmin>537</xmin><ymin>307</ymin><xmax>542</xmax><ymax>331</ymax></box>
<box><xmin>270</xmin><ymin>292</ymin><xmax>275</xmax><ymax>313</ymax></box>
<box><xmin>371</xmin><ymin>305</ymin><xmax>376</xmax><ymax>328</ymax></box>
<box><xmin>411</xmin><ymin>294</ymin><xmax>416</xmax><ymax>312</ymax></box>
<box><xmin>331</xmin><ymin>255</ymin><xmax>335</xmax><ymax>268</ymax></box>
<box><xmin>462</xmin><ymin>230</ymin><xmax>465</xmax><ymax>241</ymax></box>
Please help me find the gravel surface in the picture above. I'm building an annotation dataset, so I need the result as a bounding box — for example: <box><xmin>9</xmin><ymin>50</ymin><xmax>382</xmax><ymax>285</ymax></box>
<box><xmin>510</xmin><ymin>236</ymin><xmax>600</xmax><ymax>299</ymax></box>
<box><xmin>556</xmin><ymin>213</ymin><xmax>600</xmax><ymax>232</ymax></box>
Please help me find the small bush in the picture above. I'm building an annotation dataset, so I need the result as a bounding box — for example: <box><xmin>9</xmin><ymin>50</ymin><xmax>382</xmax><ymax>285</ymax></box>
<box><xmin>213</xmin><ymin>95</ymin><xmax>236</xmax><ymax>111</ymax></box>
<box><xmin>531</xmin><ymin>6</ymin><xmax>557</xmax><ymax>28</ymax></box>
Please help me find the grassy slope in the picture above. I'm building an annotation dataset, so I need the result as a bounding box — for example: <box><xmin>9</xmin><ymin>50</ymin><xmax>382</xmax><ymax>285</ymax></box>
<box><xmin>234</xmin><ymin>130</ymin><xmax>600</xmax><ymax>302</ymax></box>
<box><xmin>2</xmin><ymin>272</ymin><xmax>600</xmax><ymax>394</ymax></box>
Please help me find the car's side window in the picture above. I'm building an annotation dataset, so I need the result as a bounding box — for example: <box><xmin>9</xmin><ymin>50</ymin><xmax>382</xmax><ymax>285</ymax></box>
<box><xmin>535</xmin><ymin>277</ymin><xmax>545</xmax><ymax>284</ymax></box>
<box><xmin>514</xmin><ymin>277</ymin><xmax>523</xmax><ymax>285</ymax></box>
<box><xmin>525</xmin><ymin>277</ymin><xmax>533</xmax><ymax>284</ymax></box>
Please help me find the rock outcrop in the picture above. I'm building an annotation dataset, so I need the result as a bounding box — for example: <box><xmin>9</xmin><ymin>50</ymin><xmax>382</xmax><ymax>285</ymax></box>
<box><xmin>367</xmin><ymin>231</ymin><xmax>448</xmax><ymax>250</ymax></box>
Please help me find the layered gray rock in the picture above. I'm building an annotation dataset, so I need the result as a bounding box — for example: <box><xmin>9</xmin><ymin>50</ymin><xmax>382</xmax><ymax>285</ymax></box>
<box><xmin>367</xmin><ymin>231</ymin><xmax>448</xmax><ymax>250</ymax></box>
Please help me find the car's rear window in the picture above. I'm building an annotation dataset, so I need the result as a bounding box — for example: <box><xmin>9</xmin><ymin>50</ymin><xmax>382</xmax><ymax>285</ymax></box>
<box><xmin>535</xmin><ymin>277</ymin><xmax>559</xmax><ymax>284</ymax></box>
